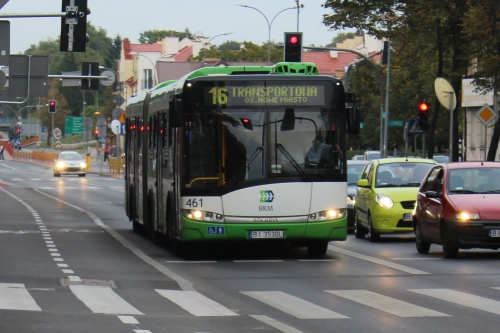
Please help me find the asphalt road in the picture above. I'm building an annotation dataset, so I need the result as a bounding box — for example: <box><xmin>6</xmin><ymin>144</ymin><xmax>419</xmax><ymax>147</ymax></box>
<box><xmin>2</xmin><ymin>159</ymin><xmax>500</xmax><ymax>333</ymax></box>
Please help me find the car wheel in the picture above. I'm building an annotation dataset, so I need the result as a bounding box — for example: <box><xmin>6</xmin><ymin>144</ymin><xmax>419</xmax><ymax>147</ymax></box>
<box><xmin>442</xmin><ymin>224</ymin><xmax>459</xmax><ymax>259</ymax></box>
<box><xmin>415</xmin><ymin>223</ymin><xmax>431</xmax><ymax>254</ymax></box>
<box><xmin>367</xmin><ymin>214</ymin><xmax>380</xmax><ymax>242</ymax></box>
<box><xmin>78</xmin><ymin>173</ymin><xmax>86</xmax><ymax>177</ymax></box>
<box><xmin>354</xmin><ymin>210</ymin><xmax>366</xmax><ymax>239</ymax></box>
<box><xmin>54</xmin><ymin>172</ymin><xmax>60</xmax><ymax>177</ymax></box>
<box><xmin>307</xmin><ymin>241</ymin><xmax>328</xmax><ymax>256</ymax></box>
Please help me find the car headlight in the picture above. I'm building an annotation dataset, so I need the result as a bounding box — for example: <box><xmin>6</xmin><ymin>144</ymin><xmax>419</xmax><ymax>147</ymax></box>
<box><xmin>182</xmin><ymin>209</ymin><xmax>224</xmax><ymax>222</ymax></box>
<box><xmin>456</xmin><ymin>212</ymin><xmax>480</xmax><ymax>220</ymax></box>
<box><xmin>375</xmin><ymin>194</ymin><xmax>394</xmax><ymax>209</ymax></box>
<box><xmin>56</xmin><ymin>161</ymin><xmax>66</xmax><ymax>169</ymax></box>
<box><xmin>347</xmin><ymin>196</ymin><xmax>355</xmax><ymax>206</ymax></box>
<box><xmin>309</xmin><ymin>208</ymin><xmax>346</xmax><ymax>221</ymax></box>
<box><xmin>80</xmin><ymin>162</ymin><xmax>87</xmax><ymax>168</ymax></box>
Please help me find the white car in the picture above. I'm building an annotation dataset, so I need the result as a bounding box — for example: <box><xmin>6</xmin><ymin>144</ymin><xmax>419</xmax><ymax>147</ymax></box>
<box><xmin>54</xmin><ymin>151</ymin><xmax>86</xmax><ymax>177</ymax></box>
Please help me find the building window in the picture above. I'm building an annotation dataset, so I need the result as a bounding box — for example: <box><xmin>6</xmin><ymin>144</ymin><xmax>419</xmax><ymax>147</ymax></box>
<box><xmin>142</xmin><ymin>69</ymin><xmax>153</xmax><ymax>90</ymax></box>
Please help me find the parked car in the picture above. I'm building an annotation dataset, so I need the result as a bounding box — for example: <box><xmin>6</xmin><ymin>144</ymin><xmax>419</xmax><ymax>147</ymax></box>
<box><xmin>413</xmin><ymin>162</ymin><xmax>500</xmax><ymax>258</ymax></box>
<box><xmin>351</xmin><ymin>154</ymin><xmax>364</xmax><ymax>160</ymax></box>
<box><xmin>432</xmin><ymin>155</ymin><xmax>449</xmax><ymax>164</ymax></box>
<box><xmin>364</xmin><ymin>150</ymin><xmax>381</xmax><ymax>160</ymax></box>
<box><xmin>354</xmin><ymin>157</ymin><xmax>436</xmax><ymax>241</ymax></box>
<box><xmin>54</xmin><ymin>151</ymin><xmax>86</xmax><ymax>177</ymax></box>
<box><xmin>347</xmin><ymin>160</ymin><xmax>369</xmax><ymax>230</ymax></box>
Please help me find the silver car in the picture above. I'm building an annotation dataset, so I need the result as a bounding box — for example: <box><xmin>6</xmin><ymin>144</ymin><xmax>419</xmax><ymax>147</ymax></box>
<box><xmin>54</xmin><ymin>151</ymin><xmax>86</xmax><ymax>177</ymax></box>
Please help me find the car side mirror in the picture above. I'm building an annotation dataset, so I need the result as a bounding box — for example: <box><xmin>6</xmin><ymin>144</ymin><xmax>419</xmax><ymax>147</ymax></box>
<box><xmin>426</xmin><ymin>190</ymin><xmax>440</xmax><ymax>199</ymax></box>
<box><xmin>357</xmin><ymin>179</ymin><xmax>369</xmax><ymax>187</ymax></box>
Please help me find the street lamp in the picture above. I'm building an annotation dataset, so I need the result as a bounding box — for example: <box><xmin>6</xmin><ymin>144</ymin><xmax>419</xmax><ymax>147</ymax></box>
<box><xmin>195</xmin><ymin>32</ymin><xmax>234</xmax><ymax>63</ymax></box>
<box><xmin>129</xmin><ymin>52</ymin><xmax>157</xmax><ymax>88</ymax></box>
<box><xmin>236</xmin><ymin>3</ymin><xmax>299</xmax><ymax>63</ymax></box>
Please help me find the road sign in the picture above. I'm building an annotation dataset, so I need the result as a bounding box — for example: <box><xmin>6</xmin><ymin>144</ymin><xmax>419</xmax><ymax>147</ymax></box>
<box><xmin>53</xmin><ymin>128</ymin><xmax>62</xmax><ymax>139</ymax></box>
<box><xmin>408</xmin><ymin>119</ymin><xmax>424</xmax><ymax>134</ymax></box>
<box><xmin>388</xmin><ymin>120</ymin><xmax>403</xmax><ymax>127</ymax></box>
<box><xmin>475</xmin><ymin>104</ymin><xmax>498</xmax><ymax>126</ymax></box>
<box><xmin>65</xmin><ymin>116</ymin><xmax>84</xmax><ymax>135</ymax></box>
<box><xmin>99</xmin><ymin>136</ymin><xmax>106</xmax><ymax>143</ymax></box>
<box><xmin>120</xmin><ymin>123</ymin><xmax>125</xmax><ymax>135</ymax></box>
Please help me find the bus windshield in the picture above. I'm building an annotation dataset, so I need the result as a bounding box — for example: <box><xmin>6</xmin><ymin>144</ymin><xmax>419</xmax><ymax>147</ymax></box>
<box><xmin>183</xmin><ymin>107</ymin><xmax>346</xmax><ymax>195</ymax></box>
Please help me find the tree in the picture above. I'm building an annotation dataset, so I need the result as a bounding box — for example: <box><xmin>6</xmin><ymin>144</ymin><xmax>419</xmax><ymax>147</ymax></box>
<box><xmin>139</xmin><ymin>29</ymin><xmax>194</xmax><ymax>44</ymax></box>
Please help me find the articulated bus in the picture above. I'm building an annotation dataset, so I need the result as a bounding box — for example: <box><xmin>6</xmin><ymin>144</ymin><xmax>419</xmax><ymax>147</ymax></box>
<box><xmin>125</xmin><ymin>62</ymin><xmax>359</xmax><ymax>255</ymax></box>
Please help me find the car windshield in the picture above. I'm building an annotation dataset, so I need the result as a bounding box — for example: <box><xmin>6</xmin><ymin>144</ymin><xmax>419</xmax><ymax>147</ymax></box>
<box><xmin>376</xmin><ymin>162</ymin><xmax>433</xmax><ymax>188</ymax></box>
<box><xmin>449</xmin><ymin>168</ymin><xmax>500</xmax><ymax>193</ymax></box>
<box><xmin>59</xmin><ymin>153</ymin><xmax>83</xmax><ymax>161</ymax></box>
<box><xmin>347</xmin><ymin>164</ymin><xmax>366</xmax><ymax>185</ymax></box>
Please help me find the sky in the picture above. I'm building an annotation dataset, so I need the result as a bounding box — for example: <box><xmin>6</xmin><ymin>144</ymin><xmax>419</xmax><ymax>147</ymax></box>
<box><xmin>1</xmin><ymin>0</ymin><xmax>342</xmax><ymax>55</ymax></box>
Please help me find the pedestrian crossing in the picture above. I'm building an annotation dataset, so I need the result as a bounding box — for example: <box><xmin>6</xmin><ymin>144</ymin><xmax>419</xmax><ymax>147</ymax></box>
<box><xmin>3</xmin><ymin>282</ymin><xmax>500</xmax><ymax>321</ymax></box>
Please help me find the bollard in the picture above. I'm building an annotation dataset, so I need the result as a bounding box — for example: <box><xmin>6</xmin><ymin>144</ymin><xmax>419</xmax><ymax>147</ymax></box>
<box><xmin>86</xmin><ymin>156</ymin><xmax>91</xmax><ymax>171</ymax></box>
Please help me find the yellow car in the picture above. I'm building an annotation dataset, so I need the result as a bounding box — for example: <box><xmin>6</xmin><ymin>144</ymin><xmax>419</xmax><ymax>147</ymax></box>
<box><xmin>354</xmin><ymin>157</ymin><xmax>436</xmax><ymax>241</ymax></box>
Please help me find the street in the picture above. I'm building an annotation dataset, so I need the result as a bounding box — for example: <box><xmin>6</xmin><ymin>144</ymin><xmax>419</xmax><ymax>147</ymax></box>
<box><xmin>2</xmin><ymin>159</ymin><xmax>500</xmax><ymax>333</ymax></box>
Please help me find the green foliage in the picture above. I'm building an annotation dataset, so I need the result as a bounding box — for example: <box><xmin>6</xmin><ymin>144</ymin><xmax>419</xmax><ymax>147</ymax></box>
<box><xmin>139</xmin><ymin>29</ymin><xmax>194</xmax><ymax>44</ymax></box>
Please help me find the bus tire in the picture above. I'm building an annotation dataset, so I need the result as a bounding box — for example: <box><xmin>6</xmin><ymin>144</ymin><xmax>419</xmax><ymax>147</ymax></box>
<box><xmin>307</xmin><ymin>241</ymin><xmax>328</xmax><ymax>256</ymax></box>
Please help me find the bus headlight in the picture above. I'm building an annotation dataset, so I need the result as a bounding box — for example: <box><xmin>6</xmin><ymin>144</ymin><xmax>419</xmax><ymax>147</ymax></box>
<box><xmin>309</xmin><ymin>208</ymin><xmax>346</xmax><ymax>221</ymax></box>
<box><xmin>182</xmin><ymin>209</ymin><xmax>225</xmax><ymax>222</ymax></box>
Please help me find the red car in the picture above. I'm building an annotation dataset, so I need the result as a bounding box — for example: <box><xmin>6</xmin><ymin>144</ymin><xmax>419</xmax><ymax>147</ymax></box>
<box><xmin>413</xmin><ymin>161</ymin><xmax>500</xmax><ymax>258</ymax></box>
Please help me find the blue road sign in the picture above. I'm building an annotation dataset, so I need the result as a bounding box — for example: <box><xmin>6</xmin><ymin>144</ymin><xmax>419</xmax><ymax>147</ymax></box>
<box><xmin>208</xmin><ymin>226</ymin><xmax>225</xmax><ymax>235</ymax></box>
<box><xmin>120</xmin><ymin>123</ymin><xmax>125</xmax><ymax>135</ymax></box>
<box><xmin>408</xmin><ymin>119</ymin><xmax>424</xmax><ymax>134</ymax></box>
<box><xmin>99</xmin><ymin>136</ymin><xmax>106</xmax><ymax>143</ymax></box>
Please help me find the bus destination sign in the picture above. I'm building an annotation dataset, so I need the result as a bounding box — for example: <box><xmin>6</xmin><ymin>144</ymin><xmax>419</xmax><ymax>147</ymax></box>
<box><xmin>205</xmin><ymin>84</ymin><xmax>326</xmax><ymax>107</ymax></box>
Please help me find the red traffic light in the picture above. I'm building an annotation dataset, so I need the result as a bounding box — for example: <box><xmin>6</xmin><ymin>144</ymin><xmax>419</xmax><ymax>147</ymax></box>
<box><xmin>49</xmin><ymin>101</ymin><xmax>56</xmax><ymax>107</ymax></box>
<box><xmin>94</xmin><ymin>129</ymin><xmax>99</xmax><ymax>135</ymax></box>
<box><xmin>418</xmin><ymin>102</ymin><xmax>429</xmax><ymax>112</ymax></box>
<box><xmin>289</xmin><ymin>36</ymin><xmax>299</xmax><ymax>44</ymax></box>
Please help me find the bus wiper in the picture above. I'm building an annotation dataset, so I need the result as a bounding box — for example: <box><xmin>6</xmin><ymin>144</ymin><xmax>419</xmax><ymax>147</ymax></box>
<box><xmin>276</xmin><ymin>143</ymin><xmax>310</xmax><ymax>181</ymax></box>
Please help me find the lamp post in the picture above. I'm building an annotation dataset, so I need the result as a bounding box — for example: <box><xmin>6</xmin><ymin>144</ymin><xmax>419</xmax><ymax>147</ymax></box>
<box><xmin>236</xmin><ymin>3</ymin><xmax>299</xmax><ymax>63</ymax></box>
<box><xmin>129</xmin><ymin>52</ymin><xmax>157</xmax><ymax>88</ymax></box>
<box><xmin>195</xmin><ymin>32</ymin><xmax>234</xmax><ymax>63</ymax></box>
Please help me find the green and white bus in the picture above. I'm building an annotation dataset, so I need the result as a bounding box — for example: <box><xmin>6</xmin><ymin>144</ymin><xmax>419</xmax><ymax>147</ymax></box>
<box><xmin>125</xmin><ymin>62</ymin><xmax>359</xmax><ymax>255</ymax></box>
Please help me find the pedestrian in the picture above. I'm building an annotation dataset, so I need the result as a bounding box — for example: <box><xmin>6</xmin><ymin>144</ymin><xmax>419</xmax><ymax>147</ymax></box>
<box><xmin>103</xmin><ymin>146</ymin><xmax>109</xmax><ymax>162</ymax></box>
<box><xmin>86</xmin><ymin>145</ymin><xmax>91</xmax><ymax>157</ymax></box>
<box><xmin>0</xmin><ymin>144</ymin><xmax>4</xmax><ymax>160</ymax></box>
<box><xmin>97</xmin><ymin>144</ymin><xmax>101</xmax><ymax>158</ymax></box>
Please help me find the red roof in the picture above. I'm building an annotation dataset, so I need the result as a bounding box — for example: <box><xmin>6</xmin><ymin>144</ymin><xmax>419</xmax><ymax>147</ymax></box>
<box><xmin>172</xmin><ymin>46</ymin><xmax>193</xmax><ymax>62</ymax></box>
<box><xmin>303</xmin><ymin>52</ymin><xmax>360</xmax><ymax>75</ymax></box>
<box><xmin>123</xmin><ymin>40</ymin><xmax>162</xmax><ymax>60</ymax></box>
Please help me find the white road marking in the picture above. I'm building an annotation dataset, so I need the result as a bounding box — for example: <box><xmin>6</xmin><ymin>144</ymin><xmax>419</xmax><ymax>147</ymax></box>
<box><xmin>250</xmin><ymin>315</ymin><xmax>304</xmax><ymax>333</ymax></box>
<box><xmin>392</xmin><ymin>258</ymin><xmax>442</xmax><ymax>260</ymax></box>
<box><xmin>326</xmin><ymin>290</ymin><xmax>449</xmax><ymax>317</ymax></box>
<box><xmin>0</xmin><ymin>283</ymin><xmax>42</xmax><ymax>311</ymax></box>
<box><xmin>68</xmin><ymin>276</ymin><xmax>81</xmax><ymax>282</ymax></box>
<box><xmin>241</xmin><ymin>291</ymin><xmax>347</xmax><ymax>319</ymax></box>
<box><xmin>156</xmin><ymin>290</ymin><xmax>238</xmax><ymax>316</ymax></box>
<box><xmin>233</xmin><ymin>260</ymin><xmax>283</xmax><ymax>263</ymax></box>
<box><xmin>165</xmin><ymin>261</ymin><xmax>217</xmax><ymax>264</ymax></box>
<box><xmin>62</xmin><ymin>269</ymin><xmax>74</xmax><ymax>274</ymax></box>
<box><xmin>70</xmin><ymin>285</ymin><xmax>143</xmax><ymax>315</ymax></box>
<box><xmin>118</xmin><ymin>316</ymin><xmax>139</xmax><ymax>324</ymax></box>
<box><xmin>328</xmin><ymin>245</ymin><xmax>430</xmax><ymax>275</ymax></box>
<box><xmin>409</xmin><ymin>289</ymin><xmax>500</xmax><ymax>315</ymax></box>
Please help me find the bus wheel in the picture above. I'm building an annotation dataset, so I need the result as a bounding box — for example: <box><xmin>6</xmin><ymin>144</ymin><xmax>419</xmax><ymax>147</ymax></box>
<box><xmin>307</xmin><ymin>241</ymin><xmax>328</xmax><ymax>256</ymax></box>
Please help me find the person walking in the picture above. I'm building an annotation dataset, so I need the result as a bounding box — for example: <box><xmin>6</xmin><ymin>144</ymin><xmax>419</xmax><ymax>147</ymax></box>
<box><xmin>0</xmin><ymin>144</ymin><xmax>4</xmax><ymax>160</ymax></box>
<box><xmin>103</xmin><ymin>146</ymin><xmax>109</xmax><ymax>162</ymax></box>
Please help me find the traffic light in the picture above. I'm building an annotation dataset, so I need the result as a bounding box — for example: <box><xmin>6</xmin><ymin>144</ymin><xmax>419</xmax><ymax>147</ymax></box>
<box><xmin>49</xmin><ymin>100</ymin><xmax>57</xmax><ymax>113</ymax></box>
<box><xmin>60</xmin><ymin>0</ymin><xmax>90</xmax><ymax>52</ymax></box>
<box><xmin>284</xmin><ymin>32</ymin><xmax>303</xmax><ymax>62</ymax></box>
<box><xmin>94</xmin><ymin>129</ymin><xmax>99</xmax><ymax>141</ymax></box>
<box><xmin>418</xmin><ymin>101</ymin><xmax>430</xmax><ymax>130</ymax></box>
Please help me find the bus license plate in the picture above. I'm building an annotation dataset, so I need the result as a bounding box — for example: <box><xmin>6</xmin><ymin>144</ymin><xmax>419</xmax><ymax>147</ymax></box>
<box><xmin>489</xmin><ymin>230</ymin><xmax>500</xmax><ymax>237</ymax></box>
<box><xmin>250</xmin><ymin>231</ymin><xmax>284</xmax><ymax>239</ymax></box>
<box><xmin>403</xmin><ymin>213</ymin><xmax>413</xmax><ymax>221</ymax></box>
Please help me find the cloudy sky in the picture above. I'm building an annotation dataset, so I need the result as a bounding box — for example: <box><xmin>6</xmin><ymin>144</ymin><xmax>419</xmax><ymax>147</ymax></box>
<box><xmin>2</xmin><ymin>0</ymin><xmax>344</xmax><ymax>54</ymax></box>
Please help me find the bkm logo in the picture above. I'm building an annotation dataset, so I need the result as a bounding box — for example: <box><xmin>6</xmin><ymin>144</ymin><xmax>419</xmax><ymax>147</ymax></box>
<box><xmin>260</xmin><ymin>190</ymin><xmax>274</xmax><ymax>203</ymax></box>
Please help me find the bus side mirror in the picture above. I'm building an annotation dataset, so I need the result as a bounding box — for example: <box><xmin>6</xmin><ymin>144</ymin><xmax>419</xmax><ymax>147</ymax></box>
<box><xmin>169</xmin><ymin>94</ymin><xmax>183</xmax><ymax>128</ymax></box>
